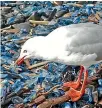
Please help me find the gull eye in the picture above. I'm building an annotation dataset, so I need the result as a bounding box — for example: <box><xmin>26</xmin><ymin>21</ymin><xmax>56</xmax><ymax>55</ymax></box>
<box><xmin>23</xmin><ymin>50</ymin><xmax>27</xmax><ymax>53</ymax></box>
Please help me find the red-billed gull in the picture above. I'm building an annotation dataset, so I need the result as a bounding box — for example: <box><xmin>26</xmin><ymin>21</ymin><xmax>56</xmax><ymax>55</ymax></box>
<box><xmin>16</xmin><ymin>23</ymin><xmax>102</xmax><ymax>101</ymax></box>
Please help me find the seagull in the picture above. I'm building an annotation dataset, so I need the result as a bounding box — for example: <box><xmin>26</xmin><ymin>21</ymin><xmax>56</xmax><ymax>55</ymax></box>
<box><xmin>16</xmin><ymin>23</ymin><xmax>102</xmax><ymax>101</ymax></box>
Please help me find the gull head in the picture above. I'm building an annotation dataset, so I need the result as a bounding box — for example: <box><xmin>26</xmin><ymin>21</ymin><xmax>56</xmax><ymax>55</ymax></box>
<box><xmin>15</xmin><ymin>38</ymin><xmax>36</xmax><ymax>65</ymax></box>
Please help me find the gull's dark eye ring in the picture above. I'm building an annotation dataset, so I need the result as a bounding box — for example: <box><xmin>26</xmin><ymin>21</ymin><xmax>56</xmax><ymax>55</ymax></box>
<box><xmin>23</xmin><ymin>50</ymin><xmax>27</xmax><ymax>53</ymax></box>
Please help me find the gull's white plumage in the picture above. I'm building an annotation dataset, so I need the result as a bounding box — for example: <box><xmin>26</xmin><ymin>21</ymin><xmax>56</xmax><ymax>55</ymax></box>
<box><xmin>20</xmin><ymin>23</ymin><xmax>102</xmax><ymax>66</ymax></box>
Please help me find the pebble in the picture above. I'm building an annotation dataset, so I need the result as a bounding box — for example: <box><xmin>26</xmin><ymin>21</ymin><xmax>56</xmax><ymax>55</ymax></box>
<box><xmin>55</xmin><ymin>9</ymin><xmax>69</xmax><ymax>18</ymax></box>
<box><xmin>98</xmin><ymin>79</ymin><xmax>102</xmax><ymax>87</ymax></box>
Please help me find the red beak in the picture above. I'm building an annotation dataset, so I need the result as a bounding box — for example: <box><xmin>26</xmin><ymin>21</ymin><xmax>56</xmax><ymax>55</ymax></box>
<box><xmin>15</xmin><ymin>56</ymin><xmax>26</xmax><ymax>65</ymax></box>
